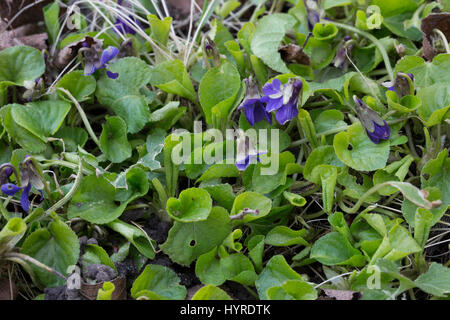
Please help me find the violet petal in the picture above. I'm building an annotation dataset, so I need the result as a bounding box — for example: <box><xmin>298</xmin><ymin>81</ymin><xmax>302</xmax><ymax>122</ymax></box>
<box><xmin>1</xmin><ymin>183</ymin><xmax>21</xmax><ymax>197</ymax></box>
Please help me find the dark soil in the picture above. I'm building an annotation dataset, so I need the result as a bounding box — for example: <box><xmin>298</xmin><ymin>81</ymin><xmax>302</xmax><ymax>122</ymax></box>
<box><xmin>143</xmin><ymin>213</ymin><xmax>171</xmax><ymax>244</ymax></box>
<box><xmin>0</xmin><ymin>0</ymin><xmax>53</xmax><ymax>28</ymax></box>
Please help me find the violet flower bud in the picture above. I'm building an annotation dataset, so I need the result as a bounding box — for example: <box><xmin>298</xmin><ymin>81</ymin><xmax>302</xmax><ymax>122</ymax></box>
<box><xmin>353</xmin><ymin>96</ymin><xmax>390</xmax><ymax>144</ymax></box>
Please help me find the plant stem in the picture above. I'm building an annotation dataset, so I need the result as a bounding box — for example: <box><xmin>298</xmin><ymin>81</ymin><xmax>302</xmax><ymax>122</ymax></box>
<box><xmin>303</xmin><ymin>210</ymin><xmax>326</xmax><ymax>220</ymax></box>
<box><xmin>0</xmin><ymin>198</ymin><xmax>12</xmax><ymax>221</ymax></box>
<box><xmin>330</xmin><ymin>21</ymin><xmax>394</xmax><ymax>82</ymax></box>
<box><xmin>289</xmin><ymin>118</ymin><xmax>406</xmax><ymax>148</ymax></box>
<box><xmin>4</xmin><ymin>252</ymin><xmax>66</xmax><ymax>281</ymax></box>
<box><xmin>306</xmin><ymin>99</ymin><xmax>333</xmax><ymax>107</ymax></box>
<box><xmin>4</xmin><ymin>256</ymin><xmax>41</xmax><ymax>288</ymax></box>
<box><xmin>44</xmin><ymin>160</ymin><xmax>83</xmax><ymax>216</ymax></box>
<box><xmin>339</xmin><ymin>183</ymin><xmax>390</xmax><ymax>214</ymax></box>
<box><xmin>435</xmin><ymin>124</ymin><xmax>442</xmax><ymax>157</ymax></box>
<box><xmin>243</xmin><ymin>285</ymin><xmax>259</xmax><ymax>299</ymax></box>
<box><xmin>434</xmin><ymin>29</ymin><xmax>450</xmax><ymax>54</ymax></box>
<box><xmin>290</xmin><ymin>126</ymin><xmax>348</xmax><ymax>148</ymax></box>
<box><xmin>57</xmin><ymin>88</ymin><xmax>100</xmax><ymax>147</ymax></box>
<box><xmin>41</xmin><ymin>159</ymin><xmax>94</xmax><ymax>175</ymax></box>
<box><xmin>405</xmin><ymin>122</ymin><xmax>419</xmax><ymax>159</ymax></box>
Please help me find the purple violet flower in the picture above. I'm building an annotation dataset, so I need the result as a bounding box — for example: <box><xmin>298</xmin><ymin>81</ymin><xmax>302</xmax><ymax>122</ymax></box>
<box><xmin>114</xmin><ymin>16</ymin><xmax>140</xmax><ymax>35</ymax></box>
<box><xmin>261</xmin><ymin>78</ymin><xmax>303</xmax><ymax>125</ymax></box>
<box><xmin>333</xmin><ymin>36</ymin><xmax>354</xmax><ymax>70</ymax></box>
<box><xmin>0</xmin><ymin>165</ymin><xmax>14</xmax><ymax>186</ymax></box>
<box><xmin>0</xmin><ymin>156</ymin><xmax>44</xmax><ymax>212</ymax></box>
<box><xmin>1</xmin><ymin>183</ymin><xmax>22</xmax><ymax>197</ymax></box>
<box><xmin>83</xmin><ymin>46</ymin><xmax>119</xmax><ymax>78</ymax></box>
<box><xmin>238</xmin><ymin>78</ymin><xmax>271</xmax><ymax>126</ymax></box>
<box><xmin>305</xmin><ymin>0</ymin><xmax>321</xmax><ymax>30</ymax></box>
<box><xmin>353</xmin><ymin>96</ymin><xmax>390</xmax><ymax>144</ymax></box>
<box><xmin>235</xmin><ymin>133</ymin><xmax>266</xmax><ymax>171</ymax></box>
<box><xmin>382</xmin><ymin>73</ymin><xmax>415</xmax><ymax>98</ymax></box>
<box><xmin>114</xmin><ymin>0</ymin><xmax>142</xmax><ymax>35</ymax></box>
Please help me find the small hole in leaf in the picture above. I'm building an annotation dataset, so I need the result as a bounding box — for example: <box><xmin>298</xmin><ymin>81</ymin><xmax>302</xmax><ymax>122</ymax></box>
<box><xmin>423</xmin><ymin>173</ymin><xmax>430</xmax><ymax>180</ymax></box>
<box><xmin>189</xmin><ymin>240</ymin><xmax>196</xmax><ymax>247</ymax></box>
<box><xmin>347</xmin><ymin>144</ymin><xmax>353</xmax><ymax>151</ymax></box>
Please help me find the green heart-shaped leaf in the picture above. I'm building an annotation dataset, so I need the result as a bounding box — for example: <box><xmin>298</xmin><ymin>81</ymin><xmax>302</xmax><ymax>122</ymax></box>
<box><xmin>192</xmin><ymin>285</ymin><xmax>232</xmax><ymax>300</ymax></box>
<box><xmin>148</xmin><ymin>59</ymin><xmax>196</xmax><ymax>102</ymax></box>
<box><xmin>161</xmin><ymin>207</ymin><xmax>232</xmax><ymax>266</ymax></box>
<box><xmin>334</xmin><ymin>123</ymin><xmax>390</xmax><ymax>171</ymax></box>
<box><xmin>230</xmin><ymin>192</ymin><xmax>272</xmax><ymax>223</ymax></box>
<box><xmin>166</xmin><ymin>187</ymin><xmax>213</xmax><ymax>222</ymax></box>
<box><xmin>199</xmin><ymin>61</ymin><xmax>241</xmax><ymax>125</ymax></box>
<box><xmin>68</xmin><ymin>167</ymin><xmax>149</xmax><ymax>224</ymax></box>
<box><xmin>265</xmin><ymin>226</ymin><xmax>309</xmax><ymax>246</ymax></box>
<box><xmin>21</xmin><ymin>219</ymin><xmax>80</xmax><ymax>287</ymax></box>
<box><xmin>56</xmin><ymin>71</ymin><xmax>96</xmax><ymax>102</ymax></box>
<box><xmin>255</xmin><ymin>255</ymin><xmax>303</xmax><ymax>300</ymax></box>
<box><xmin>99</xmin><ymin>116</ymin><xmax>132</xmax><ymax>163</ymax></box>
<box><xmin>394</xmin><ymin>54</ymin><xmax>450</xmax><ymax>88</ymax></box>
<box><xmin>131</xmin><ymin>264</ymin><xmax>186</xmax><ymax>300</ymax></box>
<box><xmin>11</xmin><ymin>100</ymin><xmax>71</xmax><ymax>141</ymax></box>
<box><xmin>311</xmin><ymin>232</ymin><xmax>366</xmax><ymax>266</ymax></box>
<box><xmin>0</xmin><ymin>46</ymin><xmax>45</xmax><ymax>86</ymax></box>
<box><xmin>96</xmin><ymin>57</ymin><xmax>152</xmax><ymax>133</ymax></box>
<box><xmin>251</xmin><ymin>13</ymin><xmax>296</xmax><ymax>74</ymax></box>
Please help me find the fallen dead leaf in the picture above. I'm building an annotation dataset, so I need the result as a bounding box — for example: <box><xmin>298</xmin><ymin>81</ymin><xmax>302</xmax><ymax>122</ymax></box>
<box><xmin>421</xmin><ymin>12</ymin><xmax>450</xmax><ymax>61</ymax></box>
<box><xmin>279</xmin><ymin>44</ymin><xmax>311</xmax><ymax>66</ymax></box>
<box><xmin>0</xmin><ymin>22</ymin><xmax>48</xmax><ymax>51</ymax></box>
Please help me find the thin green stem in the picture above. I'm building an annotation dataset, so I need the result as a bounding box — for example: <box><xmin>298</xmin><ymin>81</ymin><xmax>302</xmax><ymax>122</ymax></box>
<box><xmin>289</xmin><ymin>118</ymin><xmax>406</xmax><ymax>148</ymax></box>
<box><xmin>4</xmin><ymin>252</ymin><xmax>66</xmax><ymax>281</ymax></box>
<box><xmin>0</xmin><ymin>198</ymin><xmax>12</xmax><ymax>221</ymax></box>
<box><xmin>30</xmin><ymin>157</ymin><xmax>53</xmax><ymax>205</ymax></box>
<box><xmin>57</xmin><ymin>88</ymin><xmax>100</xmax><ymax>147</ymax></box>
<box><xmin>339</xmin><ymin>183</ymin><xmax>390</xmax><ymax>214</ymax></box>
<box><xmin>408</xmin><ymin>288</ymin><xmax>416</xmax><ymax>300</ymax></box>
<box><xmin>290</xmin><ymin>126</ymin><xmax>348</xmax><ymax>148</ymax></box>
<box><xmin>243</xmin><ymin>285</ymin><xmax>259</xmax><ymax>299</ymax></box>
<box><xmin>41</xmin><ymin>159</ymin><xmax>94</xmax><ymax>176</ymax></box>
<box><xmin>292</xmin><ymin>145</ymin><xmax>304</xmax><ymax>182</ymax></box>
<box><xmin>434</xmin><ymin>29</ymin><xmax>450</xmax><ymax>54</ymax></box>
<box><xmin>303</xmin><ymin>210</ymin><xmax>326</xmax><ymax>220</ymax></box>
<box><xmin>306</xmin><ymin>99</ymin><xmax>333</xmax><ymax>107</ymax></box>
<box><xmin>405</xmin><ymin>122</ymin><xmax>419</xmax><ymax>159</ymax></box>
<box><xmin>4</xmin><ymin>256</ymin><xmax>41</xmax><ymax>288</ymax></box>
<box><xmin>369</xmin><ymin>68</ymin><xmax>388</xmax><ymax>76</ymax></box>
<box><xmin>125</xmin><ymin>203</ymin><xmax>150</xmax><ymax>211</ymax></box>
<box><xmin>275</xmin><ymin>0</ymin><xmax>285</xmax><ymax>13</ymax></box>
<box><xmin>435</xmin><ymin>124</ymin><xmax>442</xmax><ymax>157</ymax></box>
<box><xmin>330</xmin><ymin>21</ymin><xmax>394</xmax><ymax>81</ymax></box>
<box><xmin>12</xmin><ymin>86</ymin><xmax>17</xmax><ymax>103</ymax></box>
<box><xmin>44</xmin><ymin>160</ymin><xmax>83</xmax><ymax>216</ymax></box>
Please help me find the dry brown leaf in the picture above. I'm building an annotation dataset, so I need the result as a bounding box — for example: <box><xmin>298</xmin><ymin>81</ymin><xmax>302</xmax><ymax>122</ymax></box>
<box><xmin>278</xmin><ymin>44</ymin><xmax>311</xmax><ymax>66</ymax></box>
<box><xmin>0</xmin><ymin>22</ymin><xmax>48</xmax><ymax>51</ymax></box>
<box><xmin>53</xmin><ymin>36</ymin><xmax>101</xmax><ymax>70</ymax></box>
<box><xmin>421</xmin><ymin>13</ymin><xmax>450</xmax><ymax>61</ymax></box>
